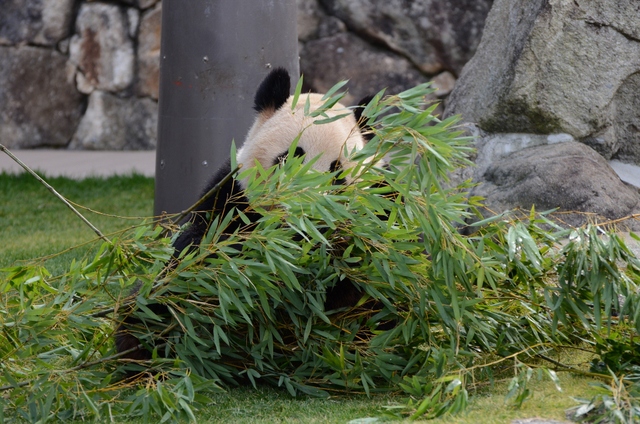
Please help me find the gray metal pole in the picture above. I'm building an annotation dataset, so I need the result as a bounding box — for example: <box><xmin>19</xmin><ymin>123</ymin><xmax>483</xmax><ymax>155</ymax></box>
<box><xmin>154</xmin><ymin>0</ymin><xmax>299</xmax><ymax>216</ymax></box>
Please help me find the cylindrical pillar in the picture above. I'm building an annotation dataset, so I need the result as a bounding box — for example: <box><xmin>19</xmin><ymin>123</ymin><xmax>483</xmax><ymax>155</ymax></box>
<box><xmin>154</xmin><ymin>0</ymin><xmax>299</xmax><ymax>216</ymax></box>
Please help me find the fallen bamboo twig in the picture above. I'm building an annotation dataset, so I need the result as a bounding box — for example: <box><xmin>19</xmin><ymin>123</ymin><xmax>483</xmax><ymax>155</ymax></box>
<box><xmin>0</xmin><ymin>144</ymin><xmax>111</xmax><ymax>245</ymax></box>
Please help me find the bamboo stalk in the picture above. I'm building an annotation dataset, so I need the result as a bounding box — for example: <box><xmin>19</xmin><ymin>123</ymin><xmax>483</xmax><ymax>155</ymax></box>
<box><xmin>0</xmin><ymin>144</ymin><xmax>111</xmax><ymax>245</ymax></box>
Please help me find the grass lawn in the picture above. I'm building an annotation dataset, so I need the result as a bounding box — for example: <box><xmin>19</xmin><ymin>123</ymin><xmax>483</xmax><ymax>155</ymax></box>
<box><xmin>0</xmin><ymin>172</ymin><xmax>599</xmax><ymax>423</ymax></box>
<box><xmin>0</xmin><ymin>172</ymin><xmax>156</xmax><ymax>274</ymax></box>
<box><xmin>144</xmin><ymin>375</ymin><xmax>599</xmax><ymax>424</ymax></box>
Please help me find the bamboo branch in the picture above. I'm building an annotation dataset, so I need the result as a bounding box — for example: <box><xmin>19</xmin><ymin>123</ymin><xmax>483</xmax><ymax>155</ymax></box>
<box><xmin>0</xmin><ymin>342</ymin><xmax>169</xmax><ymax>392</ymax></box>
<box><xmin>535</xmin><ymin>353</ymin><xmax>579</xmax><ymax>371</ymax></box>
<box><xmin>0</xmin><ymin>144</ymin><xmax>111</xmax><ymax>245</ymax></box>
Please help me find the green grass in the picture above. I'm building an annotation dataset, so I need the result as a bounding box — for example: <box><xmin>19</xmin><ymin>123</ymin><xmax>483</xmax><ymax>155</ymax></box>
<box><xmin>119</xmin><ymin>375</ymin><xmax>596</xmax><ymax>423</ymax></box>
<box><xmin>444</xmin><ymin>374</ymin><xmax>598</xmax><ymax>424</ymax></box>
<box><xmin>0</xmin><ymin>172</ymin><xmax>600</xmax><ymax>423</ymax></box>
<box><xmin>107</xmin><ymin>376</ymin><xmax>597</xmax><ymax>423</ymax></box>
<box><xmin>0</xmin><ymin>172</ymin><xmax>155</xmax><ymax>274</ymax></box>
<box><xmin>187</xmin><ymin>386</ymin><xmax>396</xmax><ymax>423</ymax></box>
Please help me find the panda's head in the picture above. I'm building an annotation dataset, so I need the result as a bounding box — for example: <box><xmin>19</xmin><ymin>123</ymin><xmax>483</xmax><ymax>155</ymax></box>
<box><xmin>236</xmin><ymin>68</ymin><xmax>372</xmax><ymax>186</ymax></box>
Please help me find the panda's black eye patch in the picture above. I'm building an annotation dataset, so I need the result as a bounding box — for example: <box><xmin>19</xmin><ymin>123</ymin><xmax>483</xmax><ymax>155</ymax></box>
<box><xmin>273</xmin><ymin>147</ymin><xmax>306</xmax><ymax>166</ymax></box>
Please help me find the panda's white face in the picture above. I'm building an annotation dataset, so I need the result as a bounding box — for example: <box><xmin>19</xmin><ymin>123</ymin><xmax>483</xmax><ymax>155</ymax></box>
<box><xmin>235</xmin><ymin>69</ymin><xmax>371</xmax><ymax>188</ymax></box>
<box><xmin>237</xmin><ymin>93</ymin><xmax>365</xmax><ymax>185</ymax></box>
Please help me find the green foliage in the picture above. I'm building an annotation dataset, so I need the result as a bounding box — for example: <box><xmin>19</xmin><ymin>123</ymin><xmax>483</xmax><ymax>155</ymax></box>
<box><xmin>1</xmin><ymin>81</ymin><xmax>640</xmax><ymax>423</ymax></box>
<box><xmin>591</xmin><ymin>328</ymin><xmax>640</xmax><ymax>375</ymax></box>
<box><xmin>384</xmin><ymin>375</ymin><xmax>468</xmax><ymax>420</ymax></box>
<box><xmin>570</xmin><ymin>373</ymin><xmax>640</xmax><ymax>423</ymax></box>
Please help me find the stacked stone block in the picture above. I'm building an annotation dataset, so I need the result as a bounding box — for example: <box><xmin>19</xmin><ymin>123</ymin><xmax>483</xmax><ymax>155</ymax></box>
<box><xmin>0</xmin><ymin>0</ymin><xmax>491</xmax><ymax>150</ymax></box>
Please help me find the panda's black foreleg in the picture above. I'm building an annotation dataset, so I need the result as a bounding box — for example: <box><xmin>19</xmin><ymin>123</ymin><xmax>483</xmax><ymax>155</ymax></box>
<box><xmin>172</xmin><ymin>158</ymin><xmax>252</xmax><ymax>255</ymax></box>
<box><xmin>324</xmin><ymin>280</ymin><xmax>363</xmax><ymax>311</ymax></box>
<box><xmin>115</xmin><ymin>297</ymin><xmax>165</xmax><ymax>362</ymax></box>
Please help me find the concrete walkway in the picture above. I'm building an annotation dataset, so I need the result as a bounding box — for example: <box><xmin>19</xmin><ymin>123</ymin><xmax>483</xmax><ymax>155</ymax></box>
<box><xmin>4</xmin><ymin>149</ymin><xmax>640</xmax><ymax>186</ymax></box>
<box><xmin>0</xmin><ymin>149</ymin><xmax>156</xmax><ymax>178</ymax></box>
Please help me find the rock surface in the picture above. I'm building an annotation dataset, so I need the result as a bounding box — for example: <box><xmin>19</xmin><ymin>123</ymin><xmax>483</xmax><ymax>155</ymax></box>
<box><xmin>69</xmin><ymin>3</ymin><xmax>135</xmax><ymax>93</ymax></box>
<box><xmin>0</xmin><ymin>46</ymin><xmax>84</xmax><ymax>148</ymax></box>
<box><xmin>472</xmin><ymin>131</ymin><xmax>576</xmax><ymax>178</ymax></box>
<box><xmin>609</xmin><ymin>72</ymin><xmax>640</xmax><ymax>162</ymax></box>
<box><xmin>297</xmin><ymin>0</ymin><xmax>329</xmax><ymax>41</ymax></box>
<box><xmin>300</xmin><ymin>32</ymin><xmax>427</xmax><ymax>104</ymax></box>
<box><xmin>473</xmin><ymin>141</ymin><xmax>640</xmax><ymax>226</ymax></box>
<box><xmin>135</xmin><ymin>3</ymin><xmax>162</xmax><ymax>99</ymax></box>
<box><xmin>445</xmin><ymin>0</ymin><xmax>640</xmax><ymax>162</ymax></box>
<box><xmin>70</xmin><ymin>91</ymin><xmax>157</xmax><ymax>150</ymax></box>
<box><xmin>0</xmin><ymin>0</ymin><xmax>75</xmax><ymax>46</ymax></box>
<box><xmin>320</xmin><ymin>0</ymin><xmax>493</xmax><ymax>75</ymax></box>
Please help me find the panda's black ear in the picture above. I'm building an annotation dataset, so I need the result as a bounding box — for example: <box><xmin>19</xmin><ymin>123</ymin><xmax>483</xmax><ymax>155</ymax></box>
<box><xmin>354</xmin><ymin>95</ymin><xmax>375</xmax><ymax>141</ymax></box>
<box><xmin>253</xmin><ymin>68</ymin><xmax>291</xmax><ymax>113</ymax></box>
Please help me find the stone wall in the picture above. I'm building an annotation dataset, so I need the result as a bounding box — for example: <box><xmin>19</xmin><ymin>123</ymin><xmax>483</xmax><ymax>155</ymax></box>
<box><xmin>1</xmin><ymin>0</ymin><xmax>161</xmax><ymax>150</ymax></box>
<box><xmin>0</xmin><ymin>0</ymin><xmax>492</xmax><ymax>150</ymax></box>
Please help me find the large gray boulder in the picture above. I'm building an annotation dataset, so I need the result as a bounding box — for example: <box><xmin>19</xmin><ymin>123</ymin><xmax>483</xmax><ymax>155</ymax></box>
<box><xmin>69</xmin><ymin>3</ymin><xmax>135</xmax><ymax>93</ymax></box>
<box><xmin>0</xmin><ymin>46</ymin><xmax>84</xmax><ymax>148</ymax></box>
<box><xmin>70</xmin><ymin>91</ymin><xmax>157</xmax><ymax>150</ymax></box>
<box><xmin>0</xmin><ymin>0</ymin><xmax>75</xmax><ymax>46</ymax></box>
<box><xmin>320</xmin><ymin>0</ymin><xmax>493</xmax><ymax>75</ymax></box>
<box><xmin>473</xmin><ymin>141</ymin><xmax>640</xmax><ymax>226</ymax></box>
<box><xmin>445</xmin><ymin>0</ymin><xmax>640</xmax><ymax>162</ymax></box>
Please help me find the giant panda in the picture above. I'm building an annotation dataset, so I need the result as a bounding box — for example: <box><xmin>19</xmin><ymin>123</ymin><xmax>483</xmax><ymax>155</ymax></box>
<box><xmin>171</xmin><ymin>67</ymin><xmax>374</xmax><ymax>255</ymax></box>
<box><xmin>115</xmin><ymin>68</ymin><xmax>378</xmax><ymax>361</ymax></box>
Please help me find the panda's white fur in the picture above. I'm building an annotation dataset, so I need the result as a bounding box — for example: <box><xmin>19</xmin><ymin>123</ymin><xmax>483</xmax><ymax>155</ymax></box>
<box><xmin>237</xmin><ymin>92</ymin><xmax>367</xmax><ymax>186</ymax></box>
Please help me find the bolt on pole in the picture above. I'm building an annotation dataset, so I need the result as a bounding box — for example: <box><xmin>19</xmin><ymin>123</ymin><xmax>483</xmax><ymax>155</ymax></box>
<box><xmin>154</xmin><ymin>0</ymin><xmax>299</xmax><ymax>216</ymax></box>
